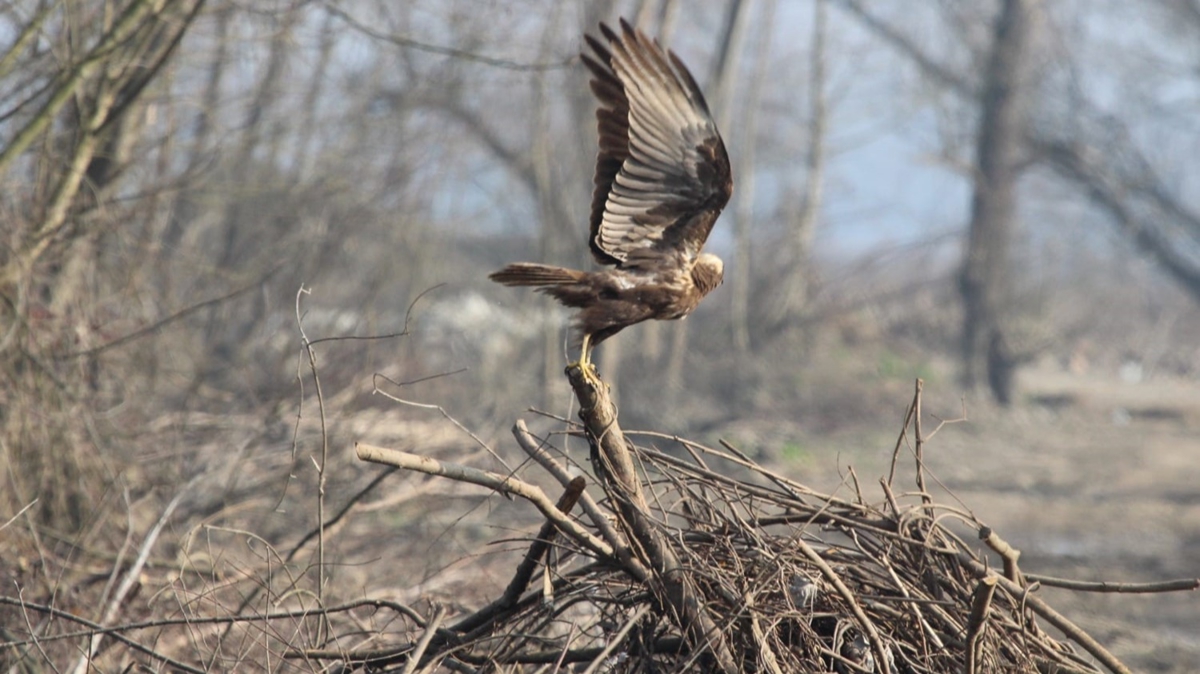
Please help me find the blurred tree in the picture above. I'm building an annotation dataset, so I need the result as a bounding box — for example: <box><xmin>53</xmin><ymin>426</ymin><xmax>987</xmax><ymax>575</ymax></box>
<box><xmin>729</xmin><ymin>0</ymin><xmax>775</xmax><ymax>355</ymax></box>
<box><xmin>959</xmin><ymin>0</ymin><xmax>1040</xmax><ymax>404</ymax></box>
<box><xmin>834</xmin><ymin>0</ymin><xmax>1200</xmax><ymax>403</ymax></box>
<box><xmin>771</xmin><ymin>0</ymin><xmax>827</xmax><ymax>337</ymax></box>
<box><xmin>0</xmin><ymin>0</ymin><xmax>205</xmax><ymax>528</ymax></box>
<box><xmin>663</xmin><ymin>0</ymin><xmax>749</xmax><ymax>408</ymax></box>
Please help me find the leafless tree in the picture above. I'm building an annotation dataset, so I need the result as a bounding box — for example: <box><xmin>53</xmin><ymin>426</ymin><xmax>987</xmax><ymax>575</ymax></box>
<box><xmin>662</xmin><ymin>0</ymin><xmax>750</xmax><ymax>406</ymax></box>
<box><xmin>1</xmin><ymin>0</ymin><xmax>205</xmax><ymax>527</ymax></box>
<box><xmin>728</xmin><ymin>0</ymin><xmax>776</xmax><ymax>354</ymax></box>
<box><xmin>959</xmin><ymin>0</ymin><xmax>1040</xmax><ymax>404</ymax></box>
<box><xmin>773</xmin><ymin>0</ymin><xmax>829</xmax><ymax>336</ymax></box>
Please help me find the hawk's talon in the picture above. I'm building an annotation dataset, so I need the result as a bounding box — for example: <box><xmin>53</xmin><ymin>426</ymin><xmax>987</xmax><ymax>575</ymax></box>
<box><xmin>581</xmin><ymin>362</ymin><xmax>602</xmax><ymax>388</ymax></box>
<box><xmin>568</xmin><ymin>359</ymin><xmax>602</xmax><ymax>388</ymax></box>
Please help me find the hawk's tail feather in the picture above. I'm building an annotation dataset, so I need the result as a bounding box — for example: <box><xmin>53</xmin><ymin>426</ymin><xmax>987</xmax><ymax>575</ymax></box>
<box><xmin>489</xmin><ymin>263</ymin><xmax>584</xmax><ymax>287</ymax></box>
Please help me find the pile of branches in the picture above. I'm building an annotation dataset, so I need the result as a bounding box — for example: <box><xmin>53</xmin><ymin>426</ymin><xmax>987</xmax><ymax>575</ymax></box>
<box><xmin>319</xmin><ymin>371</ymin><xmax>1171</xmax><ymax>674</ymax></box>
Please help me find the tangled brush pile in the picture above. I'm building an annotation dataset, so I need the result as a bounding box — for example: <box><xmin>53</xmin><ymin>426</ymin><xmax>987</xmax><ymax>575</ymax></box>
<box><xmin>316</xmin><ymin>373</ymin><xmax>1161</xmax><ymax>674</ymax></box>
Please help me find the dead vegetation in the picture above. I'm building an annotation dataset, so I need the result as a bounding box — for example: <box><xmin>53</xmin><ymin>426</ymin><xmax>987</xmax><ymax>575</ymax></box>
<box><xmin>3</xmin><ymin>310</ymin><xmax>1199</xmax><ymax>672</ymax></box>
<box><xmin>306</xmin><ymin>372</ymin><xmax>1193</xmax><ymax>674</ymax></box>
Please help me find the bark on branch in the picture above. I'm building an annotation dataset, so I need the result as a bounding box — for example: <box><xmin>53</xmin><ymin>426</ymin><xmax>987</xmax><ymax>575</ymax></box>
<box><xmin>354</xmin><ymin>442</ymin><xmax>612</xmax><ymax>560</ymax></box>
<box><xmin>565</xmin><ymin>365</ymin><xmax>738</xmax><ymax>674</ymax></box>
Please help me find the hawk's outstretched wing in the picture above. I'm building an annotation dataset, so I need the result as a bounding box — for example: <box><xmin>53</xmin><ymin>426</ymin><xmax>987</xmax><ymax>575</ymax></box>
<box><xmin>582</xmin><ymin>19</ymin><xmax>733</xmax><ymax>269</ymax></box>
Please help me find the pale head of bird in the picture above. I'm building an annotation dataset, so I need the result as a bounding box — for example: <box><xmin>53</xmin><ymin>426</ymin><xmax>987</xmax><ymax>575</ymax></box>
<box><xmin>693</xmin><ymin>253</ymin><xmax>724</xmax><ymax>296</ymax></box>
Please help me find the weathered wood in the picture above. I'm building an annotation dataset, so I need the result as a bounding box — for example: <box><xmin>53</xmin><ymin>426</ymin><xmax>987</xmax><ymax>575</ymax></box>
<box><xmin>511</xmin><ymin>420</ymin><xmax>649</xmax><ymax>582</ymax></box>
<box><xmin>355</xmin><ymin>442</ymin><xmax>612</xmax><ymax>560</ymax></box>
<box><xmin>565</xmin><ymin>364</ymin><xmax>738</xmax><ymax>674</ymax></box>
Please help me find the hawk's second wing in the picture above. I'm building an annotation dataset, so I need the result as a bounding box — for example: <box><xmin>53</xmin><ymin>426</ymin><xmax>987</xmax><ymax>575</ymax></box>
<box><xmin>582</xmin><ymin>19</ymin><xmax>733</xmax><ymax>269</ymax></box>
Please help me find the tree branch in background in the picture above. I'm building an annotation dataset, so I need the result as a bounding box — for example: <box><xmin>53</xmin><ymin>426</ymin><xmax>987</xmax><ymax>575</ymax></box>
<box><xmin>0</xmin><ymin>0</ymin><xmax>204</xmax><ymax>288</ymax></box>
<box><xmin>322</xmin><ymin>3</ymin><xmax>575</xmax><ymax>72</ymax></box>
<box><xmin>1035</xmin><ymin>132</ymin><xmax>1200</xmax><ymax>301</ymax></box>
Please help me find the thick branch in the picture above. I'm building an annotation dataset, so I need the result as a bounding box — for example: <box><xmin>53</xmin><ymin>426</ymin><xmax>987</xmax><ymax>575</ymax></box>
<box><xmin>565</xmin><ymin>365</ymin><xmax>737</xmax><ymax>674</ymax></box>
<box><xmin>511</xmin><ymin>420</ymin><xmax>648</xmax><ymax>581</ymax></box>
<box><xmin>498</xmin><ymin>476</ymin><xmax>586</xmax><ymax>606</ymax></box>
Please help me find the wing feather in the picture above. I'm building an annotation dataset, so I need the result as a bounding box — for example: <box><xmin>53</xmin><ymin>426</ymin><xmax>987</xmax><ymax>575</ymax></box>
<box><xmin>584</xmin><ymin>19</ymin><xmax>732</xmax><ymax>268</ymax></box>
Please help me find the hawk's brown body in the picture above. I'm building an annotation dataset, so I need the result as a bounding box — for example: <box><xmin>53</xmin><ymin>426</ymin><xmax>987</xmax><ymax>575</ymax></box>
<box><xmin>489</xmin><ymin>252</ymin><xmax>723</xmax><ymax>348</ymax></box>
<box><xmin>490</xmin><ymin>19</ymin><xmax>732</xmax><ymax>365</ymax></box>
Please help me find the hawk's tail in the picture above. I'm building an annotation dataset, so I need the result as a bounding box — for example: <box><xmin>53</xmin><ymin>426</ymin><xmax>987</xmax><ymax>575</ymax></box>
<box><xmin>489</xmin><ymin>263</ymin><xmax>584</xmax><ymax>287</ymax></box>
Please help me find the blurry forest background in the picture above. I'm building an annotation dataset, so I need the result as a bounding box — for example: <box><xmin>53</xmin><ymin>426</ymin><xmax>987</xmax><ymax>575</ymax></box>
<box><xmin>2</xmin><ymin>0</ymin><xmax>1199</xmax><ymax>671</ymax></box>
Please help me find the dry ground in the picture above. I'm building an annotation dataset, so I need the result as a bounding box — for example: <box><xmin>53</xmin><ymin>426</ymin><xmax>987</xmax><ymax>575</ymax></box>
<box><xmin>940</xmin><ymin>365</ymin><xmax>1200</xmax><ymax>672</ymax></box>
<box><xmin>750</xmin><ymin>362</ymin><xmax>1200</xmax><ymax>673</ymax></box>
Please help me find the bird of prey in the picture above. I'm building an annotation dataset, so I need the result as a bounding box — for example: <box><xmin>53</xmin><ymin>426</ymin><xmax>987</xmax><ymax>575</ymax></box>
<box><xmin>490</xmin><ymin>19</ymin><xmax>732</xmax><ymax>377</ymax></box>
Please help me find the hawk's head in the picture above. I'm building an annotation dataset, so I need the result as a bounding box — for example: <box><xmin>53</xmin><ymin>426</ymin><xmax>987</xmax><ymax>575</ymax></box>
<box><xmin>693</xmin><ymin>253</ymin><xmax>724</xmax><ymax>297</ymax></box>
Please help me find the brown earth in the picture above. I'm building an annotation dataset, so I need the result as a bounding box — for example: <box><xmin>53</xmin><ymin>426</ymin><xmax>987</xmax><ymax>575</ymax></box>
<box><xmin>761</xmin><ymin>362</ymin><xmax>1200</xmax><ymax>673</ymax></box>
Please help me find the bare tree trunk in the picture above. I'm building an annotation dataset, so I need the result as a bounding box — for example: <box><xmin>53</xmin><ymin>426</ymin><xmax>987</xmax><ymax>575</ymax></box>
<box><xmin>531</xmin><ymin>5</ymin><xmax>577</xmax><ymax>407</ymax></box>
<box><xmin>532</xmin><ymin>122</ymin><xmax>563</xmax><ymax>407</ymax></box>
<box><xmin>657</xmin><ymin>0</ymin><xmax>681</xmax><ymax>44</ymax></box>
<box><xmin>776</xmin><ymin>0</ymin><xmax>827</xmax><ymax>333</ymax></box>
<box><xmin>162</xmin><ymin>1</ymin><xmax>231</xmax><ymax>261</ymax></box>
<box><xmin>294</xmin><ymin>9</ymin><xmax>336</xmax><ymax>181</ymax></box>
<box><xmin>708</xmin><ymin>0</ymin><xmax>750</xmax><ymax>103</ymax></box>
<box><xmin>632</xmin><ymin>0</ymin><xmax>680</xmax><ymax>45</ymax></box>
<box><xmin>633</xmin><ymin>0</ymin><xmax>657</xmax><ymax>27</ymax></box>
<box><xmin>217</xmin><ymin>3</ymin><xmax>301</xmax><ymax>271</ymax></box>
<box><xmin>958</xmin><ymin>0</ymin><xmax>1038</xmax><ymax>404</ymax></box>
<box><xmin>728</xmin><ymin>0</ymin><xmax>775</xmax><ymax>354</ymax></box>
<box><xmin>666</xmin><ymin>0</ymin><xmax>749</xmax><ymax>400</ymax></box>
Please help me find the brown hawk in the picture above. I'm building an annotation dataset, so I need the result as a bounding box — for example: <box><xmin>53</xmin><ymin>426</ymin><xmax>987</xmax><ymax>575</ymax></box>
<box><xmin>490</xmin><ymin>19</ymin><xmax>732</xmax><ymax>375</ymax></box>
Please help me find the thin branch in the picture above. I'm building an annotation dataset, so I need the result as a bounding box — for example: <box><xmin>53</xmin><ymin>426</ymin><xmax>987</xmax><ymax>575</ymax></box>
<box><xmin>323</xmin><ymin>3</ymin><xmax>575</xmax><ymax>71</ymax></box>
<box><xmin>3</xmin><ymin>593</ymin><xmax>205</xmax><ymax>674</ymax></box>
<box><xmin>373</xmin><ymin>372</ymin><xmax>513</xmax><ymax>474</ymax></box>
<box><xmin>829</xmin><ymin>0</ymin><xmax>975</xmax><ymax>96</ymax></box>
<box><xmin>50</xmin><ymin>265</ymin><xmax>281</xmax><ymax>360</ymax></box>
<box><xmin>1023</xmin><ymin>575</ymin><xmax>1200</xmax><ymax>593</ymax></box>
<box><xmin>0</xmin><ymin>2</ymin><xmax>55</xmax><ymax>80</ymax></box>
<box><xmin>354</xmin><ymin>442</ymin><xmax>613</xmax><ymax>560</ymax></box>
<box><xmin>498</xmin><ymin>476</ymin><xmax>587</xmax><ymax>607</ymax></box>
<box><xmin>0</xmin><ymin>499</ymin><xmax>38</xmax><ymax>532</ymax></box>
<box><xmin>69</xmin><ymin>481</ymin><xmax>193</xmax><ymax>674</ymax></box>
<box><xmin>401</xmin><ymin>604</ymin><xmax>447</xmax><ymax>674</ymax></box>
<box><xmin>294</xmin><ymin>286</ymin><xmax>330</xmax><ymax>642</ymax></box>
<box><xmin>0</xmin><ymin>597</ymin><xmax>431</xmax><ymax>649</ymax></box>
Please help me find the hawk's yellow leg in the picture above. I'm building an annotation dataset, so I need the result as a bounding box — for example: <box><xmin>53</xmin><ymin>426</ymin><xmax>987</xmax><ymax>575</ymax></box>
<box><xmin>569</xmin><ymin>333</ymin><xmax>602</xmax><ymax>387</ymax></box>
